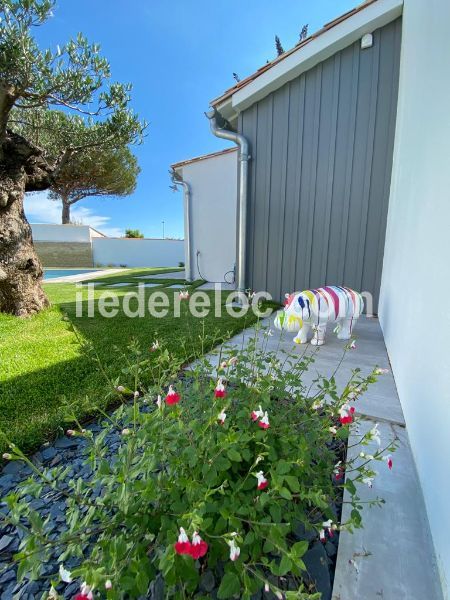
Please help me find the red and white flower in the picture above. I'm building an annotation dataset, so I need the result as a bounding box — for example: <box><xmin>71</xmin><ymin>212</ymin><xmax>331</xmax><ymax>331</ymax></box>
<box><xmin>165</xmin><ymin>385</ymin><xmax>181</xmax><ymax>405</ymax></box>
<box><xmin>367</xmin><ymin>423</ymin><xmax>381</xmax><ymax>445</ymax></box>
<box><xmin>329</xmin><ymin>426</ymin><xmax>337</xmax><ymax>435</ymax></box>
<box><xmin>323</xmin><ymin>519</ymin><xmax>334</xmax><ymax>536</ymax></box>
<box><xmin>179</xmin><ymin>290</ymin><xmax>189</xmax><ymax>300</ymax></box>
<box><xmin>214</xmin><ymin>378</ymin><xmax>226</xmax><ymax>398</ymax></box>
<box><xmin>190</xmin><ymin>531</ymin><xmax>208</xmax><ymax>559</ymax></box>
<box><xmin>74</xmin><ymin>582</ymin><xmax>93</xmax><ymax>600</ymax></box>
<box><xmin>383</xmin><ymin>454</ymin><xmax>393</xmax><ymax>470</ymax></box>
<box><xmin>174</xmin><ymin>527</ymin><xmax>192</xmax><ymax>555</ymax></box>
<box><xmin>105</xmin><ymin>580</ymin><xmax>112</xmax><ymax>590</ymax></box>
<box><xmin>251</xmin><ymin>405</ymin><xmax>264</xmax><ymax>422</ymax></box>
<box><xmin>220</xmin><ymin>361</ymin><xmax>228</xmax><ymax>370</ymax></box>
<box><xmin>362</xmin><ymin>475</ymin><xmax>374</xmax><ymax>488</ymax></box>
<box><xmin>256</xmin><ymin>470</ymin><xmax>269</xmax><ymax>490</ymax></box>
<box><xmin>319</xmin><ymin>519</ymin><xmax>336</xmax><ymax>542</ymax></box>
<box><xmin>258</xmin><ymin>411</ymin><xmax>270</xmax><ymax>430</ymax></box>
<box><xmin>339</xmin><ymin>404</ymin><xmax>353</xmax><ymax>425</ymax></box>
<box><xmin>217</xmin><ymin>408</ymin><xmax>227</xmax><ymax>425</ymax></box>
<box><xmin>375</xmin><ymin>367</ymin><xmax>389</xmax><ymax>375</ymax></box>
<box><xmin>150</xmin><ymin>340</ymin><xmax>160</xmax><ymax>351</ymax></box>
<box><xmin>333</xmin><ymin>461</ymin><xmax>344</xmax><ymax>480</ymax></box>
<box><xmin>228</xmin><ymin>356</ymin><xmax>238</xmax><ymax>367</ymax></box>
<box><xmin>359</xmin><ymin>452</ymin><xmax>374</xmax><ymax>460</ymax></box>
<box><xmin>228</xmin><ymin>538</ymin><xmax>241</xmax><ymax>561</ymax></box>
<box><xmin>59</xmin><ymin>564</ymin><xmax>72</xmax><ymax>583</ymax></box>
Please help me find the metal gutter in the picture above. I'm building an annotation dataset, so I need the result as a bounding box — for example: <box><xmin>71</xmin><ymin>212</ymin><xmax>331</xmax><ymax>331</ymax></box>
<box><xmin>205</xmin><ymin>109</ymin><xmax>249</xmax><ymax>295</ymax></box>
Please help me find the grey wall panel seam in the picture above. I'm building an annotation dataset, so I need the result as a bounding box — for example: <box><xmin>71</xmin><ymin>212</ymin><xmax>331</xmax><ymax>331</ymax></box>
<box><xmin>339</xmin><ymin>43</ymin><xmax>360</xmax><ymax>284</ymax></box>
<box><xmin>358</xmin><ymin>30</ymin><xmax>381</xmax><ymax>291</ymax></box>
<box><xmin>305</xmin><ymin>64</ymin><xmax>323</xmax><ymax>287</ymax></box>
<box><xmin>278</xmin><ymin>86</ymin><xmax>291</xmax><ymax>300</ymax></box>
<box><xmin>292</xmin><ymin>76</ymin><xmax>306</xmax><ymax>290</ymax></box>
<box><xmin>264</xmin><ymin>96</ymin><xmax>274</xmax><ymax>291</ymax></box>
<box><xmin>322</xmin><ymin>53</ymin><xmax>341</xmax><ymax>284</ymax></box>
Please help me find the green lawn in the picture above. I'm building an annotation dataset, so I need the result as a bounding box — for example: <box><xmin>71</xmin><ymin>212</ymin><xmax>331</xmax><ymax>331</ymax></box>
<box><xmin>0</xmin><ymin>268</ymin><xmax>255</xmax><ymax>454</ymax></box>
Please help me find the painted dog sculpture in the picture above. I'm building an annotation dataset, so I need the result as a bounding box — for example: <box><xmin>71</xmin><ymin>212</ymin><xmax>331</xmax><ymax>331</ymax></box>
<box><xmin>274</xmin><ymin>286</ymin><xmax>364</xmax><ymax>346</ymax></box>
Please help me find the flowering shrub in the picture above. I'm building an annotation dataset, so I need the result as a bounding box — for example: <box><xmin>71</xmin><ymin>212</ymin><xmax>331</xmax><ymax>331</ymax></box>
<box><xmin>1</xmin><ymin>325</ymin><xmax>396</xmax><ymax>599</ymax></box>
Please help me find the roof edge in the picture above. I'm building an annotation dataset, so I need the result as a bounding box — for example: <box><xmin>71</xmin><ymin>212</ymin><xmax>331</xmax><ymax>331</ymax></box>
<box><xmin>171</xmin><ymin>146</ymin><xmax>237</xmax><ymax>170</ymax></box>
<box><xmin>211</xmin><ymin>0</ymin><xmax>402</xmax><ymax>117</ymax></box>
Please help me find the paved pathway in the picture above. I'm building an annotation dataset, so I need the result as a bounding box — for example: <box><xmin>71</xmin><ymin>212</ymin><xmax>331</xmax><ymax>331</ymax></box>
<box><xmin>201</xmin><ymin>315</ymin><xmax>443</xmax><ymax>600</ymax></box>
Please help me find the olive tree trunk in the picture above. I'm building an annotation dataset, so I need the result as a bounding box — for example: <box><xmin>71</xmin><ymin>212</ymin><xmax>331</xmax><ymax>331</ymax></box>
<box><xmin>61</xmin><ymin>197</ymin><xmax>71</xmax><ymax>224</ymax></box>
<box><xmin>0</xmin><ymin>142</ymin><xmax>50</xmax><ymax>316</ymax></box>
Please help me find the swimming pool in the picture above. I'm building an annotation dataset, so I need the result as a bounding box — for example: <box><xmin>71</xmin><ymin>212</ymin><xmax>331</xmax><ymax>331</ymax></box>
<box><xmin>43</xmin><ymin>269</ymin><xmax>101</xmax><ymax>280</ymax></box>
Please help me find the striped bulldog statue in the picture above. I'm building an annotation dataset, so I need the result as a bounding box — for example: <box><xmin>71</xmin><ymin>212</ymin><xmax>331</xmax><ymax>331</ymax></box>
<box><xmin>274</xmin><ymin>286</ymin><xmax>364</xmax><ymax>346</ymax></box>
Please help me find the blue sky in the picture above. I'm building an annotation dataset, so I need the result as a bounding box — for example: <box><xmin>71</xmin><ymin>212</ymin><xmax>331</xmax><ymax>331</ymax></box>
<box><xmin>25</xmin><ymin>0</ymin><xmax>356</xmax><ymax>238</ymax></box>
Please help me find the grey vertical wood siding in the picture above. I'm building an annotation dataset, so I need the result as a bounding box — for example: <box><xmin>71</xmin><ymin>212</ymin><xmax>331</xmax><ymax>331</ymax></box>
<box><xmin>239</xmin><ymin>18</ymin><xmax>401</xmax><ymax>311</ymax></box>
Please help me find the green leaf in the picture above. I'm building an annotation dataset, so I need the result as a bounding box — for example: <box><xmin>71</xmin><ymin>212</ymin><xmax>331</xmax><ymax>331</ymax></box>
<box><xmin>227</xmin><ymin>449</ymin><xmax>241</xmax><ymax>462</ymax></box>
<box><xmin>279</xmin><ymin>487</ymin><xmax>292</xmax><ymax>500</ymax></box>
<box><xmin>278</xmin><ymin>554</ymin><xmax>292</xmax><ymax>575</ymax></box>
<box><xmin>269</xmin><ymin>504</ymin><xmax>282</xmax><ymax>523</ymax></box>
<box><xmin>291</xmin><ymin>540</ymin><xmax>308</xmax><ymax>558</ymax></box>
<box><xmin>276</xmin><ymin>460</ymin><xmax>291</xmax><ymax>475</ymax></box>
<box><xmin>346</xmin><ymin>478</ymin><xmax>357</xmax><ymax>495</ymax></box>
<box><xmin>217</xmin><ymin>572</ymin><xmax>241</xmax><ymax>599</ymax></box>
<box><xmin>284</xmin><ymin>475</ymin><xmax>300</xmax><ymax>493</ymax></box>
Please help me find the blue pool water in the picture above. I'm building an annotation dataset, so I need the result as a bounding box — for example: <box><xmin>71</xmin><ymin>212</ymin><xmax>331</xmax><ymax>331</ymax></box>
<box><xmin>43</xmin><ymin>269</ymin><xmax>101</xmax><ymax>280</ymax></box>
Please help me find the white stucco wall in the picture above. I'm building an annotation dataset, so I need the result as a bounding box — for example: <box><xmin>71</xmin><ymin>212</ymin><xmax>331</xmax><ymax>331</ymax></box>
<box><xmin>31</xmin><ymin>224</ymin><xmax>97</xmax><ymax>242</ymax></box>
<box><xmin>379</xmin><ymin>0</ymin><xmax>450</xmax><ymax>594</ymax></box>
<box><xmin>92</xmin><ymin>238</ymin><xmax>184</xmax><ymax>268</ymax></box>
<box><xmin>177</xmin><ymin>149</ymin><xmax>237</xmax><ymax>282</ymax></box>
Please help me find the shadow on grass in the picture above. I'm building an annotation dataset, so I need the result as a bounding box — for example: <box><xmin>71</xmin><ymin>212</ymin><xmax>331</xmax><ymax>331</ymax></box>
<box><xmin>0</xmin><ymin>290</ymin><xmax>257</xmax><ymax>455</ymax></box>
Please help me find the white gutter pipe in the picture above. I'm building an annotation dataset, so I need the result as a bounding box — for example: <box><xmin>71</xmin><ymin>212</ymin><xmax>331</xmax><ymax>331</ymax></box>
<box><xmin>205</xmin><ymin>109</ymin><xmax>249</xmax><ymax>294</ymax></box>
<box><xmin>170</xmin><ymin>172</ymin><xmax>192</xmax><ymax>282</ymax></box>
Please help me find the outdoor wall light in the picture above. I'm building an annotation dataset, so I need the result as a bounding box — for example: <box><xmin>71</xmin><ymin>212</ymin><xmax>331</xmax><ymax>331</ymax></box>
<box><xmin>361</xmin><ymin>33</ymin><xmax>374</xmax><ymax>49</ymax></box>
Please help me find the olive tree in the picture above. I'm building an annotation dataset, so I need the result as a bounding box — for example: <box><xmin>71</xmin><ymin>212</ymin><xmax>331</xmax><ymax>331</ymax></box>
<box><xmin>0</xmin><ymin>0</ymin><xmax>145</xmax><ymax>316</ymax></box>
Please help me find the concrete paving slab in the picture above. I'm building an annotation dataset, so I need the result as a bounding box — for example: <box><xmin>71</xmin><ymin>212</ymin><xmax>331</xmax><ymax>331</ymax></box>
<box><xmin>198</xmin><ymin>282</ymin><xmax>236</xmax><ymax>291</ymax></box>
<box><xmin>333</xmin><ymin>420</ymin><xmax>443</xmax><ymax>600</ymax></box>
<box><xmin>201</xmin><ymin>316</ymin><xmax>403</xmax><ymax>425</ymax></box>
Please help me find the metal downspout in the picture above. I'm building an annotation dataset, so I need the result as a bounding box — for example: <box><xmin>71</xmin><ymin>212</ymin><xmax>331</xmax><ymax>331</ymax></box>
<box><xmin>205</xmin><ymin>109</ymin><xmax>249</xmax><ymax>294</ymax></box>
<box><xmin>170</xmin><ymin>172</ymin><xmax>192</xmax><ymax>282</ymax></box>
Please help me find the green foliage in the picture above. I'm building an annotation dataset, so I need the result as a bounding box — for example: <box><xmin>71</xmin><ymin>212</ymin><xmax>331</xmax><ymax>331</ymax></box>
<box><xmin>0</xmin><ymin>0</ymin><xmax>145</xmax><ymax>171</ymax></box>
<box><xmin>1</xmin><ymin>325</ymin><xmax>396</xmax><ymax>598</ymax></box>
<box><xmin>275</xmin><ymin>35</ymin><xmax>285</xmax><ymax>56</ymax></box>
<box><xmin>124</xmin><ymin>228</ymin><xmax>144</xmax><ymax>238</ymax></box>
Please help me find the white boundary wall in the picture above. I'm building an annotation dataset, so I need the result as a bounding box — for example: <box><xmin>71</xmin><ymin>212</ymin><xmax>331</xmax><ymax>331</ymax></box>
<box><xmin>31</xmin><ymin>224</ymin><xmax>103</xmax><ymax>242</ymax></box>
<box><xmin>379</xmin><ymin>0</ymin><xmax>450</xmax><ymax>594</ymax></box>
<box><xmin>176</xmin><ymin>149</ymin><xmax>237</xmax><ymax>282</ymax></box>
<box><xmin>92</xmin><ymin>238</ymin><xmax>184</xmax><ymax>268</ymax></box>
